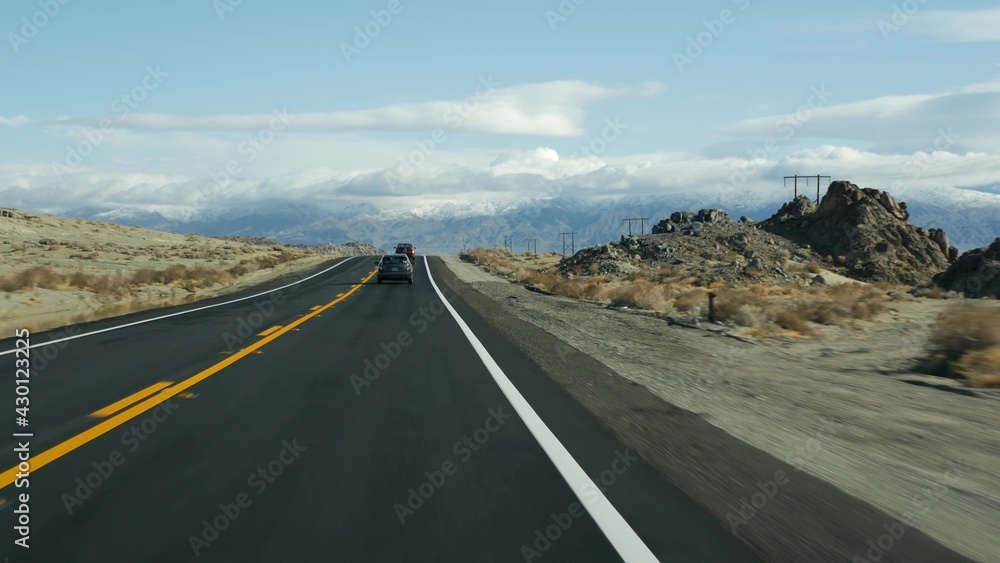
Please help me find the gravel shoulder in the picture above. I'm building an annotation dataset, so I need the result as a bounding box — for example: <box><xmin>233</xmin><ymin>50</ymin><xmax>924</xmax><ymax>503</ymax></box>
<box><xmin>436</xmin><ymin>255</ymin><xmax>999</xmax><ymax>562</ymax></box>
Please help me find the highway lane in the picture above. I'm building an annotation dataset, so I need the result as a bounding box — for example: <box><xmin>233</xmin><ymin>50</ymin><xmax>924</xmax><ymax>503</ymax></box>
<box><xmin>0</xmin><ymin>256</ymin><xmax>761</xmax><ymax>561</ymax></box>
<box><xmin>0</xmin><ymin>256</ymin><xmax>357</xmax><ymax>452</ymax></box>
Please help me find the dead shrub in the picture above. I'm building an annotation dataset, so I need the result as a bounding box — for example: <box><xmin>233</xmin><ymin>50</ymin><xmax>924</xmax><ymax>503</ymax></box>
<box><xmin>89</xmin><ymin>273</ymin><xmax>129</xmax><ymax>296</ymax></box>
<box><xmin>921</xmin><ymin>303</ymin><xmax>1000</xmax><ymax>386</ymax></box>
<box><xmin>671</xmin><ymin>289</ymin><xmax>708</xmax><ymax>313</ymax></box>
<box><xmin>602</xmin><ymin>281</ymin><xmax>668</xmax><ymax>310</ymax></box>
<box><xmin>955</xmin><ymin>347</ymin><xmax>1000</xmax><ymax>388</ymax></box>
<box><xmin>68</xmin><ymin>271</ymin><xmax>90</xmax><ymax>288</ymax></box>
<box><xmin>774</xmin><ymin>304</ymin><xmax>817</xmax><ymax>335</ymax></box>
<box><xmin>0</xmin><ymin>266</ymin><xmax>64</xmax><ymax>291</ymax></box>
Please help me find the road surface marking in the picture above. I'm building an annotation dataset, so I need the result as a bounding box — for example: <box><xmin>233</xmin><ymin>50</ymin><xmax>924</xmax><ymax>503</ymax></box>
<box><xmin>0</xmin><ymin>268</ymin><xmax>377</xmax><ymax>490</ymax></box>
<box><xmin>257</xmin><ymin>325</ymin><xmax>282</xmax><ymax>336</ymax></box>
<box><xmin>310</xmin><ymin>305</ymin><xmax>322</xmax><ymax>311</ymax></box>
<box><xmin>423</xmin><ymin>256</ymin><xmax>658</xmax><ymax>563</ymax></box>
<box><xmin>88</xmin><ymin>381</ymin><xmax>174</xmax><ymax>418</ymax></box>
<box><xmin>0</xmin><ymin>257</ymin><xmax>356</xmax><ymax>356</ymax></box>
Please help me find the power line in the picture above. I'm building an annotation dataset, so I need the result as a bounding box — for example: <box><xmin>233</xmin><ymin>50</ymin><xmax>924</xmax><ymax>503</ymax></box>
<box><xmin>622</xmin><ymin>217</ymin><xmax>650</xmax><ymax>235</ymax></box>
<box><xmin>503</xmin><ymin>235</ymin><xmax>513</xmax><ymax>253</ymax></box>
<box><xmin>560</xmin><ymin>232</ymin><xmax>577</xmax><ymax>256</ymax></box>
<box><xmin>524</xmin><ymin>238</ymin><xmax>537</xmax><ymax>255</ymax></box>
<box><xmin>784</xmin><ymin>174</ymin><xmax>830</xmax><ymax>204</ymax></box>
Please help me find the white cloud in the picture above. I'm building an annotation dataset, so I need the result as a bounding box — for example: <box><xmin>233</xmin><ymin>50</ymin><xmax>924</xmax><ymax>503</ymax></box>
<box><xmin>8</xmin><ymin>77</ymin><xmax>998</xmax><ymax>220</ymax></box>
<box><xmin>715</xmin><ymin>78</ymin><xmax>1000</xmax><ymax>153</ymax></box>
<box><xmin>4</xmin><ymin>144</ymin><xmax>997</xmax><ymax>213</ymax></box>
<box><xmin>911</xmin><ymin>9</ymin><xmax>1000</xmax><ymax>42</ymax></box>
<box><xmin>57</xmin><ymin>80</ymin><xmax>664</xmax><ymax>137</ymax></box>
<box><xmin>0</xmin><ymin>114</ymin><xmax>30</xmax><ymax>127</ymax></box>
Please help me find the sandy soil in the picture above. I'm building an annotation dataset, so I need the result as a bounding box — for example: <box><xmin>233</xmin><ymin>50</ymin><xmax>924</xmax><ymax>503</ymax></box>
<box><xmin>0</xmin><ymin>208</ymin><xmax>334</xmax><ymax>335</ymax></box>
<box><xmin>439</xmin><ymin>255</ymin><xmax>1000</xmax><ymax>562</ymax></box>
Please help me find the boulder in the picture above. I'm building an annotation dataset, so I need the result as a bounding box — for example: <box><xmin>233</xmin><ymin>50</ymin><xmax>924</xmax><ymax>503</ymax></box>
<box><xmin>932</xmin><ymin>238</ymin><xmax>1000</xmax><ymax>298</ymax></box>
<box><xmin>759</xmin><ymin>181</ymin><xmax>957</xmax><ymax>284</ymax></box>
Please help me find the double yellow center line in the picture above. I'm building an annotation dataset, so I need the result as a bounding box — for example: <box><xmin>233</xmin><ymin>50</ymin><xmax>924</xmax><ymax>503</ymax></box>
<box><xmin>0</xmin><ymin>269</ymin><xmax>376</xmax><ymax>489</ymax></box>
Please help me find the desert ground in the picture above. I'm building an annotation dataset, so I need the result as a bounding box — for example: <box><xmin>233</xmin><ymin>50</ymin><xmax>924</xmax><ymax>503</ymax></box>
<box><xmin>0</xmin><ymin>207</ymin><xmax>378</xmax><ymax>335</ymax></box>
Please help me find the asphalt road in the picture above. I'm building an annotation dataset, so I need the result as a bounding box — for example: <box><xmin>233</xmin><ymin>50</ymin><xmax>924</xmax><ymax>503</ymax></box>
<box><xmin>0</xmin><ymin>256</ymin><xmax>762</xmax><ymax>562</ymax></box>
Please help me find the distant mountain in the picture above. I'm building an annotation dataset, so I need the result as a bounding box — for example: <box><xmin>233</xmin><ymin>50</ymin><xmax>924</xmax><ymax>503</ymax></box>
<box><xmin>62</xmin><ymin>190</ymin><xmax>999</xmax><ymax>255</ymax></box>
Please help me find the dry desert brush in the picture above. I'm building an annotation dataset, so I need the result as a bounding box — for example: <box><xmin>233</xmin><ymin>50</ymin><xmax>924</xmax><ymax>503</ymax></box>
<box><xmin>919</xmin><ymin>302</ymin><xmax>1000</xmax><ymax>387</ymax></box>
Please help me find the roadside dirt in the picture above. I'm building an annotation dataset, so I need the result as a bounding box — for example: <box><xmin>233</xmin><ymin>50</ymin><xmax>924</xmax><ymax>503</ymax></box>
<box><xmin>436</xmin><ymin>255</ymin><xmax>999</xmax><ymax>562</ymax></box>
<box><xmin>0</xmin><ymin>208</ymin><xmax>373</xmax><ymax>335</ymax></box>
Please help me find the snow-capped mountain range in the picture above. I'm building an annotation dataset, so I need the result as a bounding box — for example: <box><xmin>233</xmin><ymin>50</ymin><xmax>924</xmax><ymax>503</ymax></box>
<box><xmin>61</xmin><ymin>188</ymin><xmax>1000</xmax><ymax>254</ymax></box>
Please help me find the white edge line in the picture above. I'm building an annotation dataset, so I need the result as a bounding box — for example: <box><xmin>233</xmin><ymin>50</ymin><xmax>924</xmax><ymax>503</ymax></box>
<box><xmin>423</xmin><ymin>256</ymin><xmax>659</xmax><ymax>562</ymax></box>
<box><xmin>0</xmin><ymin>256</ymin><xmax>355</xmax><ymax>356</ymax></box>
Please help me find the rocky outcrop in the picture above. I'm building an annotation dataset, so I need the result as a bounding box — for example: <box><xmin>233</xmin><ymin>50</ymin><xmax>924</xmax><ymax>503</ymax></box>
<box><xmin>760</xmin><ymin>181</ymin><xmax>958</xmax><ymax>284</ymax></box>
<box><xmin>558</xmin><ymin>210</ymin><xmax>824</xmax><ymax>285</ymax></box>
<box><xmin>932</xmin><ymin>238</ymin><xmax>1000</xmax><ymax>297</ymax></box>
<box><xmin>652</xmin><ymin>209</ymin><xmax>729</xmax><ymax>235</ymax></box>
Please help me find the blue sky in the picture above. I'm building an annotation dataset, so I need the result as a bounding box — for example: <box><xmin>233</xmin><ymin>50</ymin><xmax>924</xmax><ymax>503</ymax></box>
<box><xmin>1</xmin><ymin>0</ymin><xmax>999</xmax><ymax>212</ymax></box>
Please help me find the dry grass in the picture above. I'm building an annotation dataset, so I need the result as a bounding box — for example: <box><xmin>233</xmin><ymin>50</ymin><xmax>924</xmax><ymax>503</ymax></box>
<box><xmin>0</xmin><ymin>250</ymin><xmax>307</xmax><ymax>295</ymax></box>
<box><xmin>921</xmin><ymin>303</ymin><xmax>1000</xmax><ymax>386</ymax></box>
<box><xmin>462</xmin><ymin>247</ymin><xmax>891</xmax><ymax>337</ymax></box>
<box><xmin>601</xmin><ymin>281</ymin><xmax>670</xmax><ymax>310</ymax></box>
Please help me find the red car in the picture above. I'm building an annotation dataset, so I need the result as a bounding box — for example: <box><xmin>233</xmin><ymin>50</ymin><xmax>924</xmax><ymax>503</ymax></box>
<box><xmin>395</xmin><ymin>243</ymin><xmax>416</xmax><ymax>261</ymax></box>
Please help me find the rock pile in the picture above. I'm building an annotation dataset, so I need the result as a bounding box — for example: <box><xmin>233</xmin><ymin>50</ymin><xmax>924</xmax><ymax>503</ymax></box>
<box><xmin>559</xmin><ymin>209</ymin><xmax>825</xmax><ymax>285</ymax></box>
<box><xmin>651</xmin><ymin>209</ymin><xmax>730</xmax><ymax>235</ymax></box>
<box><xmin>932</xmin><ymin>238</ymin><xmax>1000</xmax><ymax>298</ymax></box>
<box><xmin>760</xmin><ymin>181</ymin><xmax>958</xmax><ymax>284</ymax></box>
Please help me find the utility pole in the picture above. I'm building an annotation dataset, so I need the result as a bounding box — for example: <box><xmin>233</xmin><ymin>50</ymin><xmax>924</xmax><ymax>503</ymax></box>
<box><xmin>503</xmin><ymin>235</ymin><xmax>513</xmax><ymax>253</ymax></box>
<box><xmin>784</xmin><ymin>175</ymin><xmax>830</xmax><ymax>204</ymax></box>
<box><xmin>622</xmin><ymin>218</ymin><xmax>650</xmax><ymax>235</ymax></box>
<box><xmin>560</xmin><ymin>232</ymin><xmax>577</xmax><ymax>256</ymax></box>
<box><xmin>524</xmin><ymin>238</ymin><xmax>537</xmax><ymax>255</ymax></box>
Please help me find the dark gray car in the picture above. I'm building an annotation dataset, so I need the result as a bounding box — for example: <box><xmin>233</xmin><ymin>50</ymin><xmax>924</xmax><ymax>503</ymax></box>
<box><xmin>376</xmin><ymin>253</ymin><xmax>413</xmax><ymax>284</ymax></box>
